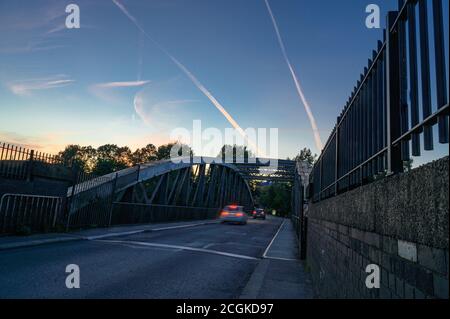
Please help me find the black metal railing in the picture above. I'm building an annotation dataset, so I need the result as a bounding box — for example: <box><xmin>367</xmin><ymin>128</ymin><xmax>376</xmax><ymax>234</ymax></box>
<box><xmin>65</xmin><ymin>169</ymin><xmax>117</xmax><ymax>230</ymax></box>
<box><xmin>312</xmin><ymin>0</ymin><xmax>449</xmax><ymax>202</ymax></box>
<box><xmin>0</xmin><ymin>142</ymin><xmax>62</xmax><ymax>180</ymax></box>
<box><xmin>0</xmin><ymin>193</ymin><xmax>64</xmax><ymax>234</ymax></box>
<box><xmin>291</xmin><ymin>163</ymin><xmax>306</xmax><ymax>259</ymax></box>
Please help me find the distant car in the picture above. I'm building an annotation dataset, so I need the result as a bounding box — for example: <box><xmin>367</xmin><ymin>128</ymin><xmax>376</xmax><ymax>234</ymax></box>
<box><xmin>252</xmin><ymin>208</ymin><xmax>266</xmax><ymax>220</ymax></box>
<box><xmin>220</xmin><ymin>205</ymin><xmax>248</xmax><ymax>225</ymax></box>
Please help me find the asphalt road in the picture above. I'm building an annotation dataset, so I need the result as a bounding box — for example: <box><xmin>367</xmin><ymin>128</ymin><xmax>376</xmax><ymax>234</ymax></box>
<box><xmin>0</xmin><ymin>217</ymin><xmax>284</xmax><ymax>298</ymax></box>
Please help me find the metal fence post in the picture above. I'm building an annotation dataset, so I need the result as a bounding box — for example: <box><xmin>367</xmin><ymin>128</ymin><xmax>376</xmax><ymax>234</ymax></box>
<box><xmin>65</xmin><ymin>166</ymin><xmax>78</xmax><ymax>232</ymax></box>
<box><xmin>386</xmin><ymin>11</ymin><xmax>403</xmax><ymax>175</ymax></box>
<box><xmin>108</xmin><ymin>173</ymin><xmax>118</xmax><ymax>227</ymax></box>
<box><xmin>432</xmin><ymin>0</ymin><xmax>449</xmax><ymax>143</ymax></box>
<box><xmin>26</xmin><ymin>150</ymin><xmax>34</xmax><ymax>182</ymax></box>
<box><xmin>319</xmin><ymin>159</ymin><xmax>323</xmax><ymax>200</ymax></box>
<box><xmin>334</xmin><ymin>124</ymin><xmax>339</xmax><ymax>195</ymax></box>
<box><xmin>136</xmin><ymin>164</ymin><xmax>141</xmax><ymax>182</ymax></box>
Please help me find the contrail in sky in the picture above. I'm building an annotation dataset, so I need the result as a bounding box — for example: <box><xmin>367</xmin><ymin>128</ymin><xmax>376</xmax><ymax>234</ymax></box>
<box><xmin>264</xmin><ymin>0</ymin><xmax>323</xmax><ymax>151</ymax></box>
<box><xmin>112</xmin><ymin>0</ymin><xmax>260</xmax><ymax>154</ymax></box>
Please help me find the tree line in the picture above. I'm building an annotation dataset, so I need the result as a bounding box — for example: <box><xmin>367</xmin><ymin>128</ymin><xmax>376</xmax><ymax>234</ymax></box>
<box><xmin>256</xmin><ymin>147</ymin><xmax>317</xmax><ymax>216</ymax></box>
<box><xmin>57</xmin><ymin>143</ymin><xmax>259</xmax><ymax>177</ymax></box>
<box><xmin>57</xmin><ymin>143</ymin><xmax>189</xmax><ymax>176</ymax></box>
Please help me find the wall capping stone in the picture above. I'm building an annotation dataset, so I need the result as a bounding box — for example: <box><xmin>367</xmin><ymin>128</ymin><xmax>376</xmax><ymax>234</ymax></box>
<box><xmin>308</xmin><ymin>156</ymin><xmax>449</xmax><ymax>249</ymax></box>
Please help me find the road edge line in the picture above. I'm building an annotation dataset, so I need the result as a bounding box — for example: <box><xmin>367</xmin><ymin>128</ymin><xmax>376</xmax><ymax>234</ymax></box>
<box><xmin>262</xmin><ymin>219</ymin><xmax>286</xmax><ymax>258</ymax></box>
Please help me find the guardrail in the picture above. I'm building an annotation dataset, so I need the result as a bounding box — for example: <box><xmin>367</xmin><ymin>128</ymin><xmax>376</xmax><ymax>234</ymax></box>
<box><xmin>0</xmin><ymin>193</ymin><xmax>64</xmax><ymax>234</ymax></box>
<box><xmin>312</xmin><ymin>0</ymin><xmax>449</xmax><ymax>202</ymax></box>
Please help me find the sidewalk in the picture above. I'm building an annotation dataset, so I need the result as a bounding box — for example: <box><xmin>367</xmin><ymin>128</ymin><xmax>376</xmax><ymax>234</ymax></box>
<box><xmin>0</xmin><ymin>219</ymin><xmax>219</xmax><ymax>251</ymax></box>
<box><xmin>240</xmin><ymin>219</ymin><xmax>314</xmax><ymax>299</ymax></box>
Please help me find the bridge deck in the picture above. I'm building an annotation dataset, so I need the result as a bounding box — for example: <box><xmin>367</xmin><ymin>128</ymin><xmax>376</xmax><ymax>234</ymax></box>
<box><xmin>0</xmin><ymin>216</ymin><xmax>312</xmax><ymax>299</ymax></box>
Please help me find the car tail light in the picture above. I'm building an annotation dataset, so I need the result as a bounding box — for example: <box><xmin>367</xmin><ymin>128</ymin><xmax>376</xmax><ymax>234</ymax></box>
<box><xmin>252</xmin><ymin>210</ymin><xmax>256</xmax><ymax>215</ymax></box>
<box><xmin>220</xmin><ymin>211</ymin><xmax>229</xmax><ymax>217</ymax></box>
<box><xmin>236</xmin><ymin>213</ymin><xmax>244</xmax><ymax>217</ymax></box>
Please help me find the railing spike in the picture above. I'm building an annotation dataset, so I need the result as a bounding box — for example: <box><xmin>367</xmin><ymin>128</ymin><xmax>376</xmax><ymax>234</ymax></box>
<box><xmin>378</xmin><ymin>40</ymin><xmax>383</xmax><ymax>50</ymax></box>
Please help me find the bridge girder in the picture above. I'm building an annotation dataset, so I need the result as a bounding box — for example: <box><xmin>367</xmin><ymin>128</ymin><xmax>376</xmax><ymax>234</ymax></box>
<box><xmin>68</xmin><ymin>157</ymin><xmax>257</xmax><ymax>214</ymax></box>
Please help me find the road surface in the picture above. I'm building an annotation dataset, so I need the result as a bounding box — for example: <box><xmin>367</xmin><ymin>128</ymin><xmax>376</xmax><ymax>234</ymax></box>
<box><xmin>0</xmin><ymin>216</ymin><xmax>310</xmax><ymax>298</ymax></box>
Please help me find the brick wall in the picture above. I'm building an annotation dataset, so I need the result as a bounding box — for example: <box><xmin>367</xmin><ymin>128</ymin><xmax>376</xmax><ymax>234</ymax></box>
<box><xmin>307</xmin><ymin>157</ymin><xmax>449</xmax><ymax>299</ymax></box>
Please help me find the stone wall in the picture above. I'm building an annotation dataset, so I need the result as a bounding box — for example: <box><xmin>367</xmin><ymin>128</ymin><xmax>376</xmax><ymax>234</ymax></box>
<box><xmin>307</xmin><ymin>157</ymin><xmax>449</xmax><ymax>299</ymax></box>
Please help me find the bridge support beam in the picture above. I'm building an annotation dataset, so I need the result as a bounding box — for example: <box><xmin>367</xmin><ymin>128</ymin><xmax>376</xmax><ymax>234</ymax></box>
<box><xmin>191</xmin><ymin>165</ymin><xmax>206</xmax><ymax>206</ymax></box>
<box><xmin>205</xmin><ymin>165</ymin><xmax>217</xmax><ymax>207</ymax></box>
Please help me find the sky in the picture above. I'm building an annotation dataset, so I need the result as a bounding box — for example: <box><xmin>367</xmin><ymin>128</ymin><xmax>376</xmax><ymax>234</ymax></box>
<box><xmin>0</xmin><ymin>0</ymin><xmax>448</xmax><ymax>163</ymax></box>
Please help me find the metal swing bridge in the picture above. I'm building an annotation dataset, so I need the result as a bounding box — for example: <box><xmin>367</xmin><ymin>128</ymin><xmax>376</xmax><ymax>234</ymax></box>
<box><xmin>65</xmin><ymin>156</ymin><xmax>303</xmax><ymax>230</ymax></box>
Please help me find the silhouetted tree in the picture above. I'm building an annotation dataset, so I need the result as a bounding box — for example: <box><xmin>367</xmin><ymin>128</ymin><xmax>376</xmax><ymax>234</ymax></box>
<box><xmin>57</xmin><ymin>145</ymin><xmax>97</xmax><ymax>172</ymax></box>
<box><xmin>132</xmin><ymin>144</ymin><xmax>158</xmax><ymax>165</ymax></box>
<box><xmin>258</xmin><ymin>183</ymin><xmax>292</xmax><ymax>217</ymax></box>
<box><xmin>92</xmin><ymin>144</ymin><xmax>132</xmax><ymax>175</ymax></box>
<box><xmin>217</xmin><ymin>145</ymin><xmax>254</xmax><ymax>162</ymax></box>
<box><xmin>157</xmin><ymin>142</ymin><xmax>193</xmax><ymax>160</ymax></box>
<box><xmin>403</xmin><ymin>159</ymin><xmax>414</xmax><ymax>172</ymax></box>
<box><xmin>57</xmin><ymin>142</ymin><xmax>193</xmax><ymax>176</ymax></box>
<box><xmin>293</xmin><ymin>147</ymin><xmax>317</xmax><ymax>166</ymax></box>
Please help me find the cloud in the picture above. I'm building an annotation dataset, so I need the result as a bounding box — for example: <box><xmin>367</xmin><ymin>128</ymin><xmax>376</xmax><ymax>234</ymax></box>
<box><xmin>0</xmin><ymin>131</ymin><xmax>43</xmax><ymax>150</ymax></box>
<box><xmin>89</xmin><ymin>80</ymin><xmax>150</xmax><ymax>103</ymax></box>
<box><xmin>264</xmin><ymin>0</ymin><xmax>323</xmax><ymax>151</ymax></box>
<box><xmin>0</xmin><ymin>38</ymin><xmax>68</xmax><ymax>54</ymax></box>
<box><xmin>134</xmin><ymin>96</ymin><xmax>196</xmax><ymax>126</ymax></box>
<box><xmin>0</xmin><ymin>3</ymin><xmax>64</xmax><ymax>32</ymax></box>
<box><xmin>6</xmin><ymin>75</ymin><xmax>74</xmax><ymax>96</ymax></box>
<box><xmin>95</xmin><ymin>80</ymin><xmax>150</xmax><ymax>88</ymax></box>
<box><xmin>0</xmin><ymin>130</ymin><xmax>71</xmax><ymax>154</ymax></box>
<box><xmin>112</xmin><ymin>0</ymin><xmax>262</xmax><ymax>155</ymax></box>
<box><xmin>45</xmin><ymin>24</ymin><xmax>67</xmax><ymax>35</ymax></box>
<box><xmin>0</xmin><ymin>2</ymin><xmax>68</xmax><ymax>54</ymax></box>
<box><xmin>133</xmin><ymin>79</ymin><xmax>198</xmax><ymax>127</ymax></box>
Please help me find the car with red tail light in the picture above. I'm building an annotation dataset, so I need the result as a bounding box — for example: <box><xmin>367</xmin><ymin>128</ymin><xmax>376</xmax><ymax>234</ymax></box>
<box><xmin>252</xmin><ymin>208</ymin><xmax>266</xmax><ymax>220</ymax></box>
<box><xmin>219</xmin><ymin>205</ymin><xmax>248</xmax><ymax>225</ymax></box>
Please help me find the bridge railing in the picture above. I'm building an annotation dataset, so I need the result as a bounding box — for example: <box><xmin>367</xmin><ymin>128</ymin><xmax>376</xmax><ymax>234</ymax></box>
<box><xmin>312</xmin><ymin>0</ymin><xmax>449</xmax><ymax>202</ymax></box>
<box><xmin>291</xmin><ymin>163</ymin><xmax>306</xmax><ymax>259</ymax></box>
<box><xmin>66</xmin><ymin>170</ymin><xmax>116</xmax><ymax>229</ymax></box>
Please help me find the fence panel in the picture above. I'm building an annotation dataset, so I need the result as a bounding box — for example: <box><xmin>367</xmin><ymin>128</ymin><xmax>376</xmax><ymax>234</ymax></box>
<box><xmin>0</xmin><ymin>194</ymin><xmax>64</xmax><ymax>234</ymax></box>
<box><xmin>66</xmin><ymin>171</ymin><xmax>116</xmax><ymax>230</ymax></box>
<box><xmin>312</xmin><ymin>0</ymin><xmax>449</xmax><ymax>202</ymax></box>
